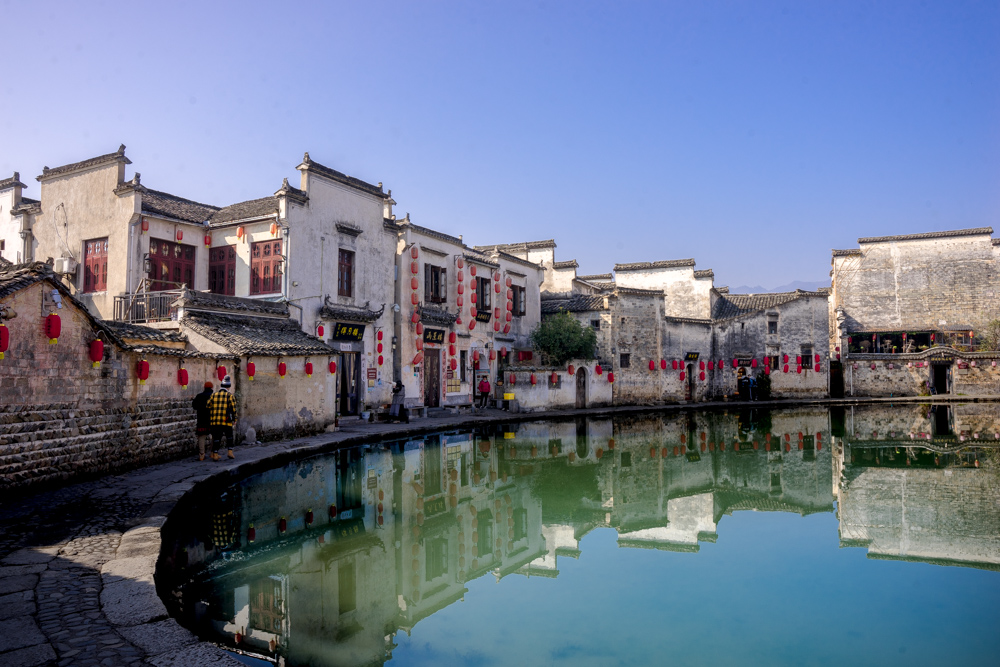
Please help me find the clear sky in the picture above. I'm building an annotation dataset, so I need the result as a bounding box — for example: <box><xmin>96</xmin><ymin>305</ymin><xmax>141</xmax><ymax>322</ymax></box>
<box><xmin>3</xmin><ymin>1</ymin><xmax>998</xmax><ymax>289</ymax></box>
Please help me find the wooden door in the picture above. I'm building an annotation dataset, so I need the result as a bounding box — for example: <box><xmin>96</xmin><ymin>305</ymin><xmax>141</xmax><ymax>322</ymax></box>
<box><xmin>425</xmin><ymin>349</ymin><xmax>441</xmax><ymax>407</ymax></box>
<box><xmin>575</xmin><ymin>368</ymin><xmax>588</xmax><ymax>409</ymax></box>
<box><xmin>339</xmin><ymin>353</ymin><xmax>360</xmax><ymax>415</ymax></box>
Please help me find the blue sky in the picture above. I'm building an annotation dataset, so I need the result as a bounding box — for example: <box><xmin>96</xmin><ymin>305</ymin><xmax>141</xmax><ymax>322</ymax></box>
<box><xmin>3</xmin><ymin>1</ymin><xmax>998</xmax><ymax>288</ymax></box>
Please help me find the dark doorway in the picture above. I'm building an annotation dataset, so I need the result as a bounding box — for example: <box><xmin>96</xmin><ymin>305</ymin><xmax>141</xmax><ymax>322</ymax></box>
<box><xmin>829</xmin><ymin>361</ymin><xmax>844</xmax><ymax>398</ymax></box>
<box><xmin>931</xmin><ymin>405</ymin><xmax>952</xmax><ymax>437</ymax></box>
<box><xmin>339</xmin><ymin>353</ymin><xmax>360</xmax><ymax>416</ymax></box>
<box><xmin>424</xmin><ymin>349</ymin><xmax>441</xmax><ymax>408</ymax></box>
<box><xmin>932</xmin><ymin>363</ymin><xmax>950</xmax><ymax>395</ymax></box>
<box><xmin>575</xmin><ymin>368</ymin><xmax>588</xmax><ymax>409</ymax></box>
<box><xmin>686</xmin><ymin>364</ymin><xmax>694</xmax><ymax>401</ymax></box>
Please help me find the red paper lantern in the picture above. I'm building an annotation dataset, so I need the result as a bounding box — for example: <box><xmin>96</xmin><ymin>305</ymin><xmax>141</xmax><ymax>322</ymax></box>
<box><xmin>305</xmin><ymin>362</ymin><xmax>313</xmax><ymax>377</ymax></box>
<box><xmin>660</xmin><ymin>359</ymin><xmax>667</xmax><ymax>370</ymax></box>
<box><xmin>505</xmin><ymin>276</ymin><xmax>512</xmax><ymax>287</ymax></box>
<box><xmin>680</xmin><ymin>371</ymin><xmax>686</xmax><ymax>381</ymax></box>
<box><xmin>764</xmin><ymin>365</ymin><xmax>770</xmax><ymax>375</ymax></box>
<box><xmin>449</xmin><ymin>331</ymin><xmax>457</xmax><ymax>343</ymax></box>
<box><xmin>699</xmin><ymin>371</ymin><xmax>705</xmax><ymax>381</ymax></box>
<box><xmin>699</xmin><ymin>360</ymin><xmax>705</xmax><ymax>371</ymax></box>
<box><xmin>507</xmin><ymin>289</ymin><xmax>513</xmax><ymax>300</ymax></box>
<box><xmin>751</xmin><ymin>359</ymin><xmax>758</xmax><ymax>368</ymax></box>
<box><xmin>672</xmin><ymin>359</ymin><xmax>678</xmax><ymax>370</ymax></box>
<box><xmin>410</xmin><ymin>261</ymin><xmax>419</xmax><ymax>274</ymax></box>
<box><xmin>317</xmin><ymin>325</ymin><xmax>325</xmax><ymax>338</ymax></box>
<box><xmin>470</xmin><ymin>266</ymin><xmax>477</xmax><ymax>277</ymax></box>
<box><xmin>490</xmin><ymin>350</ymin><xmax>497</xmax><ymax>361</ymax></box>
<box><xmin>411</xmin><ymin>245</ymin><xmax>419</xmax><ymax>259</ymax></box>
<box><xmin>457</xmin><ymin>270</ymin><xmax>464</xmax><ymax>281</ymax></box>
<box><xmin>503</xmin><ymin>324</ymin><xmax>510</xmax><ymax>334</ymax></box>
<box><xmin>509</xmin><ymin>373</ymin><xmax>516</xmax><ymax>385</ymax></box>
<box><xmin>247</xmin><ymin>361</ymin><xmax>256</xmax><ymax>380</ymax></box>
<box><xmin>470</xmin><ymin>306</ymin><xmax>477</xmax><ymax>318</ymax></box>
<box><xmin>44</xmin><ymin>313</ymin><xmax>61</xmax><ymax>344</ymax></box>
<box><xmin>377</xmin><ymin>342</ymin><xmax>383</xmax><ymax>353</ymax></box>
<box><xmin>815</xmin><ymin>354</ymin><xmax>820</xmax><ymax>363</ymax></box>
<box><xmin>473</xmin><ymin>350</ymin><xmax>480</xmax><ymax>362</ymax></box>
<box><xmin>328</xmin><ymin>361</ymin><xmax>336</xmax><ymax>374</ymax></box>
<box><xmin>506</xmin><ymin>301</ymin><xmax>513</xmax><ymax>311</ymax></box>
<box><xmin>329</xmin><ymin>504</ymin><xmax>338</xmax><ymax>518</ymax></box>
<box><xmin>141</xmin><ymin>218</ymin><xmax>149</xmax><ymax>233</ymax></box>
<box><xmin>469</xmin><ymin>320</ymin><xmax>476</xmax><ymax>330</ymax></box>
<box><xmin>814</xmin><ymin>363</ymin><xmax>821</xmax><ymax>372</ymax></box>
<box><xmin>449</xmin><ymin>344</ymin><xmax>456</xmax><ymax>356</ymax></box>
<box><xmin>415</xmin><ymin>322</ymin><xmax>424</xmax><ymax>335</ymax></box>
<box><xmin>783</xmin><ymin>364</ymin><xmax>789</xmax><ymax>373</ymax></box>
<box><xmin>413</xmin><ymin>352</ymin><xmax>424</xmax><ymax>365</ymax></box>
<box><xmin>136</xmin><ymin>359</ymin><xmax>150</xmax><ymax>385</ymax></box>
<box><xmin>204</xmin><ymin>234</ymin><xmax>211</xmax><ymax>247</ymax></box>
<box><xmin>0</xmin><ymin>323</ymin><xmax>7</xmax><ymax>360</ymax></box>
<box><xmin>495</xmin><ymin>283</ymin><xmax>501</xmax><ymax>293</ymax></box>
<box><xmin>568</xmin><ymin>364</ymin><xmax>575</xmax><ymax>375</ymax></box>
<box><xmin>595</xmin><ymin>364</ymin><xmax>603</xmax><ymax>375</ymax></box>
<box><xmin>236</xmin><ymin>226</ymin><xmax>245</xmax><ymax>239</ymax></box>
<box><xmin>493</xmin><ymin>272</ymin><xmax>499</xmax><ymax>282</ymax></box>
<box><xmin>797</xmin><ymin>365</ymin><xmax>802</xmax><ymax>374</ymax></box>
<box><xmin>89</xmin><ymin>339</ymin><xmax>104</xmax><ymax>368</ymax></box>
<box><xmin>649</xmin><ymin>359</ymin><xmax>655</xmax><ymax>371</ymax></box>
<box><xmin>278</xmin><ymin>517</ymin><xmax>287</xmax><ymax>533</ymax></box>
<box><xmin>796</xmin><ymin>355</ymin><xmax>801</xmax><ymax>364</ymax></box>
<box><xmin>450</xmin><ymin>358</ymin><xmax>457</xmax><ymax>371</ymax></box>
<box><xmin>457</xmin><ymin>257</ymin><xmax>464</xmax><ymax>269</ymax></box>
<box><xmin>411</xmin><ymin>311</ymin><xmax>421</xmax><ymax>324</ymax></box>
<box><xmin>530</xmin><ymin>373</ymin><xmax>537</xmax><ymax>385</ymax></box>
<box><xmin>551</xmin><ymin>372</ymin><xmax>558</xmax><ymax>384</ymax></box>
<box><xmin>717</xmin><ymin>360</ymin><xmax>723</xmax><ymax>370</ymax></box>
<box><xmin>494</xmin><ymin>321</ymin><xmax>501</xmax><ymax>332</ymax></box>
<box><xmin>411</xmin><ymin>293</ymin><xmax>419</xmax><ymax>305</ymax></box>
<box><xmin>470</xmin><ymin>292</ymin><xmax>477</xmax><ymax>304</ymax></box>
<box><xmin>177</xmin><ymin>368</ymin><xmax>188</xmax><ymax>388</ymax></box>
<box><xmin>732</xmin><ymin>358</ymin><xmax>738</xmax><ymax>368</ymax></box>
<box><xmin>416</xmin><ymin>338</ymin><xmax>423</xmax><ymax>351</ymax></box>
<box><xmin>505</xmin><ymin>312</ymin><xmax>512</xmax><ymax>322</ymax></box>
<box><xmin>410</xmin><ymin>277</ymin><xmax>418</xmax><ymax>290</ymax></box>
<box><xmin>278</xmin><ymin>361</ymin><xmax>287</xmax><ymax>377</ymax></box>
<box><xmin>457</xmin><ymin>284</ymin><xmax>465</xmax><ymax>295</ymax></box>
<box><xmin>175</xmin><ymin>229</ymin><xmax>183</xmax><ymax>241</ymax></box>
<box><xmin>608</xmin><ymin>372</ymin><xmax>615</xmax><ymax>383</ymax></box>
<box><xmin>783</xmin><ymin>354</ymin><xmax>789</xmax><ymax>363</ymax></box>
<box><xmin>217</xmin><ymin>365</ymin><xmax>226</xmax><ymax>381</ymax></box>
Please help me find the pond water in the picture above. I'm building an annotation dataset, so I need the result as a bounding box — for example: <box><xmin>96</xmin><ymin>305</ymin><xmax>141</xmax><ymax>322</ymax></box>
<box><xmin>160</xmin><ymin>405</ymin><xmax>1000</xmax><ymax>666</ymax></box>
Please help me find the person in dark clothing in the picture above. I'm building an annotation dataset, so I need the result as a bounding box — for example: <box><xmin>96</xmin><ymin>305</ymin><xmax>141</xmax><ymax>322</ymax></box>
<box><xmin>192</xmin><ymin>381</ymin><xmax>214</xmax><ymax>461</ymax></box>
<box><xmin>207</xmin><ymin>375</ymin><xmax>237</xmax><ymax>461</ymax></box>
<box><xmin>390</xmin><ymin>381</ymin><xmax>408</xmax><ymax>423</ymax></box>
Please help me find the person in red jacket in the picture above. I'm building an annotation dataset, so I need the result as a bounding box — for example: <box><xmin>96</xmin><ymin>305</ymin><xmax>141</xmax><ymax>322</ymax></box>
<box><xmin>478</xmin><ymin>376</ymin><xmax>491</xmax><ymax>408</ymax></box>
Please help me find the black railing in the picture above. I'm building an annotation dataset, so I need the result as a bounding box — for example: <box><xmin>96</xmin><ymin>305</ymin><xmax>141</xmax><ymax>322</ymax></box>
<box><xmin>113</xmin><ymin>287</ymin><xmax>185</xmax><ymax>323</ymax></box>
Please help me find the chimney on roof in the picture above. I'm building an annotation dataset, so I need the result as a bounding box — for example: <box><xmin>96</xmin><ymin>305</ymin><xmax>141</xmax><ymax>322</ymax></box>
<box><xmin>383</xmin><ymin>189</ymin><xmax>396</xmax><ymax>220</ymax></box>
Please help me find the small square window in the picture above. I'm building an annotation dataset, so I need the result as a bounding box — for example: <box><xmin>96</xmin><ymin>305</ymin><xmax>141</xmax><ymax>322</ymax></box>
<box><xmin>619</xmin><ymin>353</ymin><xmax>631</xmax><ymax>368</ymax></box>
<box><xmin>591</xmin><ymin>319</ymin><xmax>601</xmax><ymax>329</ymax></box>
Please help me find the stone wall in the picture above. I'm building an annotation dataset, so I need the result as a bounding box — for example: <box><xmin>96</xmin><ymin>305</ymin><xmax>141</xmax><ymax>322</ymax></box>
<box><xmin>503</xmin><ymin>361</ymin><xmax>613</xmax><ymax>412</ymax></box>
<box><xmin>844</xmin><ymin>353</ymin><xmax>1000</xmax><ymax>397</ymax></box>
<box><xmin>0</xmin><ymin>281</ymin><xmax>222</xmax><ymax>490</ymax></box>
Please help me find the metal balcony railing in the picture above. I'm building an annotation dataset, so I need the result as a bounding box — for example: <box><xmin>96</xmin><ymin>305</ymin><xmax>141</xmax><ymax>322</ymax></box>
<box><xmin>113</xmin><ymin>280</ymin><xmax>186</xmax><ymax>323</ymax></box>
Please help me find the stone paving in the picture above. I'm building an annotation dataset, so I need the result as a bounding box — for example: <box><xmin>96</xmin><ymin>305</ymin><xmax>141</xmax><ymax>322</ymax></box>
<box><xmin>0</xmin><ymin>396</ymin><xmax>995</xmax><ymax>666</ymax></box>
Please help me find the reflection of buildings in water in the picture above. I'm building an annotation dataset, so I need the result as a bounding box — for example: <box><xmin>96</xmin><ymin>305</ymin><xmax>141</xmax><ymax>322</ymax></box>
<box><xmin>835</xmin><ymin>404</ymin><xmax>1000</xmax><ymax>570</ymax></box>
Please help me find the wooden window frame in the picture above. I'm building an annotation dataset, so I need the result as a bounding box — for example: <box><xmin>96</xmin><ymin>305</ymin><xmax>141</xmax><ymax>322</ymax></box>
<box><xmin>83</xmin><ymin>237</ymin><xmax>109</xmax><ymax>293</ymax></box>
<box><xmin>147</xmin><ymin>238</ymin><xmax>194</xmax><ymax>292</ymax></box>
<box><xmin>338</xmin><ymin>249</ymin><xmax>355</xmax><ymax>297</ymax></box>
<box><xmin>424</xmin><ymin>264</ymin><xmax>447</xmax><ymax>304</ymax></box>
<box><xmin>209</xmin><ymin>245</ymin><xmax>237</xmax><ymax>296</ymax></box>
<box><xmin>475</xmin><ymin>273</ymin><xmax>491</xmax><ymax>309</ymax></box>
<box><xmin>511</xmin><ymin>285</ymin><xmax>526</xmax><ymax>316</ymax></box>
<box><xmin>250</xmin><ymin>239</ymin><xmax>283</xmax><ymax>295</ymax></box>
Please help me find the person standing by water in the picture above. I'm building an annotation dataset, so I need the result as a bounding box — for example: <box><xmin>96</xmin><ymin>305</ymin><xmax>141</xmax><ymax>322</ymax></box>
<box><xmin>478</xmin><ymin>376</ymin><xmax>491</xmax><ymax>408</ymax></box>
<box><xmin>390</xmin><ymin>381</ymin><xmax>408</xmax><ymax>423</ymax></box>
<box><xmin>192</xmin><ymin>381</ymin><xmax>213</xmax><ymax>461</ymax></box>
<box><xmin>207</xmin><ymin>375</ymin><xmax>237</xmax><ymax>461</ymax></box>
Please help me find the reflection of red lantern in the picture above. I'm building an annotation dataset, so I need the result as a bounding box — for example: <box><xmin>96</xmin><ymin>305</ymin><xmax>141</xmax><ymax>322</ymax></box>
<box><xmin>45</xmin><ymin>313</ymin><xmax>61</xmax><ymax>344</ymax></box>
<box><xmin>530</xmin><ymin>374</ymin><xmax>537</xmax><ymax>385</ymax></box>
<box><xmin>278</xmin><ymin>517</ymin><xmax>287</xmax><ymax>533</ymax></box>
<box><xmin>0</xmin><ymin>323</ymin><xmax>7</xmax><ymax>360</ymax></box>
<box><xmin>247</xmin><ymin>361</ymin><xmax>256</xmax><ymax>380</ymax></box>
<box><xmin>306</xmin><ymin>509</ymin><xmax>314</xmax><ymax>525</ymax></box>
<box><xmin>89</xmin><ymin>339</ymin><xmax>104</xmax><ymax>368</ymax></box>
<box><xmin>247</xmin><ymin>524</ymin><xmax>255</xmax><ymax>543</ymax></box>
<box><xmin>509</xmin><ymin>373</ymin><xmax>516</xmax><ymax>385</ymax></box>
<box><xmin>177</xmin><ymin>368</ymin><xmax>188</xmax><ymax>388</ymax></box>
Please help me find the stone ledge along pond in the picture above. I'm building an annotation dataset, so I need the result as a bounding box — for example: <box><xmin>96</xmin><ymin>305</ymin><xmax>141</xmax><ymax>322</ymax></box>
<box><xmin>158</xmin><ymin>404</ymin><xmax>1000</xmax><ymax>666</ymax></box>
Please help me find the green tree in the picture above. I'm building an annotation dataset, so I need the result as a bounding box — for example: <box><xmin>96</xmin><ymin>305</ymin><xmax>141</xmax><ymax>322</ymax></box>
<box><xmin>530</xmin><ymin>311</ymin><xmax>597</xmax><ymax>366</ymax></box>
<box><xmin>977</xmin><ymin>318</ymin><xmax>1000</xmax><ymax>351</ymax></box>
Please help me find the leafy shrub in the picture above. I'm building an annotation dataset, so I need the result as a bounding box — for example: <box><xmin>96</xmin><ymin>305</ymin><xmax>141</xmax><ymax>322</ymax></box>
<box><xmin>530</xmin><ymin>311</ymin><xmax>597</xmax><ymax>366</ymax></box>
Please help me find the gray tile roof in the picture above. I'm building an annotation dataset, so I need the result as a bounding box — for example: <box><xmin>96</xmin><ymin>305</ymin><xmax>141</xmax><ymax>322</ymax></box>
<box><xmin>615</xmin><ymin>286</ymin><xmax>663</xmax><ymax>297</ymax></box>
<box><xmin>404</xmin><ymin>221</ymin><xmax>464</xmax><ymax>247</ymax></box>
<box><xmin>540</xmin><ymin>294</ymin><xmax>607</xmax><ymax>314</ymax></box>
<box><xmin>141</xmin><ymin>189</ymin><xmax>220</xmax><ymax>224</ymax></box>
<box><xmin>0</xmin><ymin>256</ymin><xmax>11</xmax><ymax>269</ymax></box>
<box><xmin>463</xmin><ymin>250</ymin><xmax>499</xmax><ymax>268</ymax></box>
<box><xmin>614</xmin><ymin>259</ymin><xmax>696</xmax><ymax>271</ymax></box>
<box><xmin>181</xmin><ymin>311</ymin><xmax>333</xmax><ymax>357</ymax></box>
<box><xmin>473</xmin><ymin>239</ymin><xmax>556</xmax><ymax>252</ymax></box>
<box><xmin>209</xmin><ymin>197</ymin><xmax>279</xmax><ymax>225</ymax></box>
<box><xmin>711</xmin><ymin>290</ymin><xmax>826</xmax><ymax>322</ymax></box>
<box><xmin>693</xmin><ymin>269</ymin><xmax>714</xmax><ymax>279</ymax></box>
<box><xmin>100</xmin><ymin>320</ymin><xmax>188</xmax><ymax>344</ymax></box>
<box><xmin>419</xmin><ymin>305</ymin><xmax>458</xmax><ymax>325</ymax></box>
<box><xmin>0</xmin><ymin>172</ymin><xmax>26</xmax><ymax>190</ymax></box>
<box><xmin>577</xmin><ymin>273</ymin><xmax>612</xmax><ymax>281</ymax></box>
<box><xmin>858</xmin><ymin>227</ymin><xmax>993</xmax><ymax>244</ymax></box>
<box><xmin>492</xmin><ymin>250</ymin><xmax>543</xmax><ymax>271</ymax></box>
<box><xmin>173</xmin><ymin>290</ymin><xmax>289</xmax><ymax>316</ymax></box>
<box><xmin>319</xmin><ymin>301</ymin><xmax>384</xmax><ymax>323</ymax></box>
<box><xmin>832</xmin><ymin>249</ymin><xmax>862</xmax><ymax>257</ymax></box>
<box><xmin>297</xmin><ymin>152</ymin><xmax>386</xmax><ymax>198</ymax></box>
<box><xmin>37</xmin><ymin>145</ymin><xmax>131</xmax><ymax>181</ymax></box>
<box><xmin>552</xmin><ymin>260</ymin><xmax>578</xmax><ymax>269</ymax></box>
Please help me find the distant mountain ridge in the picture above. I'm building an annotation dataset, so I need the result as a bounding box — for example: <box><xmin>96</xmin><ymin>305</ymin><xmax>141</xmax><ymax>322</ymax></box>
<box><xmin>728</xmin><ymin>280</ymin><xmax>828</xmax><ymax>294</ymax></box>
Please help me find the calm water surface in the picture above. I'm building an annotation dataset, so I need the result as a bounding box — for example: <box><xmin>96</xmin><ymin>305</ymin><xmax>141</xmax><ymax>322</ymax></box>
<box><xmin>160</xmin><ymin>405</ymin><xmax>1000</xmax><ymax>666</ymax></box>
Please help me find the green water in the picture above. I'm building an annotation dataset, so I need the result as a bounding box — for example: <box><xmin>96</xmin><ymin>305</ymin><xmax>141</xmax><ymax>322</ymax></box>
<box><xmin>163</xmin><ymin>405</ymin><xmax>1000</xmax><ymax>666</ymax></box>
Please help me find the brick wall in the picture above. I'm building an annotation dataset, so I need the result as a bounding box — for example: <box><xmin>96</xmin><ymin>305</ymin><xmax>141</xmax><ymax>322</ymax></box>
<box><xmin>0</xmin><ymin>281</ymin><xmax>221</xmax><ymax>491</ymax></box>
<box><xmin>845</xmin><ymin>355</ymin><xmax>1000</xmax><ymax>397</ymax></box>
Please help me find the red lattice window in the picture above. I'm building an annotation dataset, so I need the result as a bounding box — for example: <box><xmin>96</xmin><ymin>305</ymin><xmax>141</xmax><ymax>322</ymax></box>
<box><xmin>251</xmin><ymin>240</ymin><xmax>283</xmax><ymax>295</ymax></box>
<box><xmin>83</xmin><ymin>238</ymin><xmax>108</xmax><ymax>293</ymax></box>
<box><xmin>148</xmin><ymin>238</ymin><xmax>195</xmax><ymax>292</ymax></box>
<box><xmin>209</xmin><ymin>245</ymin><xmax>237</xmax><ymax>296</ymax></box>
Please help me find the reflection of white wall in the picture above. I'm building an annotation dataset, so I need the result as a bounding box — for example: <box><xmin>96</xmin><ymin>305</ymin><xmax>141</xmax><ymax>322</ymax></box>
<box><xmin>531</xmin><ymin>524</ymin><xmax>579</xmax><ymax>571</ymax></box>
<box><xmin>618</xmin><ymin>493</ymin><xmax>716</xmax><ymax>547</ymax></box>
